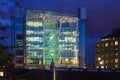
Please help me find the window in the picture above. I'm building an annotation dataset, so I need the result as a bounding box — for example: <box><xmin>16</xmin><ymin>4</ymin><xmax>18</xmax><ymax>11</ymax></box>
<box><xmin>102</xmin><ymin>44</ymin><xmax>104</xmax><ymax>47</ymax></box>
<box><xmin>16</xmin><ymin>34</ymin><xmax>23</xmax><ymax>39</ymax></box>
<box><xmin>105</xmin><ymin>43</ymin><xmax>108</xmax><ymax>47</ymax></box>
<box><xmin>115</xmin><ymin>58</ymin><xmax>118</xmax><ymax>63</ymax></box>
<box><xmin>16</xmin><ymin>60</ymin><xmax>22</xmax><ymax>63</ymax></box>
<box><xmin>15</xmin><ymin>50</ymin><xmax>23</xmax><ymax>55</ymax></box>
<box><xmin>115</xmin><ymin>41</ymin><xmax>118</xmax><ymax>46</ymax></box>
<box><xmin>16</xmin><ymin>25</ymin><xmax>23</xmax><ymax>32</ymax></box>
<box><xmin>96</xmin><ymin>44</ymin><xmax>99</xmax><ymax>47</ymax></box>
<box><xmin>106</xmin><ymin>60</ymin><xmax>108</xmax><ymax>63</ymax></box>
<box><xmin>16</xmin><ymin>16</ymin><xmax>23</xmax><ymax>24</ymax></box>
<box><xmin>111</xmin><ymin>42</ymin><xmax>113</xmax><ymax>46</ymax></box>
<box><xmin>115</xmin><ymin>64</ymin><xmax>118</xmax><ymax>68</ymax></box>
<box><xmin>111</xmin><ymin>60</ymin><xmax>113</xmax><ymax>63</ymax></box>
<box><xmin>106</xmin><ymin>55</ymin><xmax>108</xmax><ymax>57</ymax></box>
<box><xmin>115</xmin><ymin>53</ymin><xmax>118</xmax><ymax>56</ymax></box>
<box><xmin>101</xmin><ymin>66</ymin><xmax>104</xmax><ymax>69</ymax></box>
<box><xmin>115</xmin><ymin>48</ymin><xmax>118</xmax><ymax>50</ymax></box>
<box><xmin>17</xmin><ymin>42</ymin><xmax>23</xmax><ymax>47</ymax></box>
<box><xmin>26</xmin><ymin>21</ymin><xmax>42</xmax><ymax>27</ymax></box>
<box><xmin>105</xmin><ymin>65</ymin><xmax>108</xmax><ymax>69</ymax></box>
<box><xmin>0</xmin><ymin>72</ymin><xmax>4</xmax><ymax>76</ymax></box>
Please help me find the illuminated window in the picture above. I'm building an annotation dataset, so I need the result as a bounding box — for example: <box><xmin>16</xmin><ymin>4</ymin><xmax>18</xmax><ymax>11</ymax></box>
<box><xmin>105</xmin><ymin>65</ymin><xmax>108</xmax><ymax>68</ymax></box>
<box><xmin>96</xmin><ymin>44</ymin><xmax>99</xmax><ymax>47</ymax></box>
<box><xmin>0</xmin><ymin>72</ymin><xmax>4</xmax><ymax>76</ymax></box>
<box><xmin>97</xmin><ymin>57</ymin><xmax>101</xmax><ymax>60</ymax></box>
<box><xmin>101</xmin><ymin>66</ymin><xmax>104</xmax><ymax>69</ymax></box>
<box><xmin>115</xmin><ymin>53</ymin><xmax>118</xmax><ymax>56</ymax></box>
<box><xmin>115</xmin><ymin>58</ymin><xmax>118</xmax><ymax>63</ymax></box>
<box><xmin>115</xmin><ymin>41</ymin><xmax>118</xmax><ymax>46</ymax></box>
<box><xmin>111</xmin><ymin>42</ymin><xmax>113</xmax><ymax>46</ymax></box>
<box><xmin>26</xmin><ymin>21</ymin><xmax>42</xmax><ymax>27</ymax></box>
<box><xmin>17</xmin><ymin>42</ymin><xmax>23</xmax><ymax>47</ymax></box>
<box><xmin>115</xmin><ymin>64</ymin><xmax>118</xmax><ymax>68</ymax></box>
<box><xmin>105</xmin><ymin>43</ymin><xmax>108</xmax><ymax>47</ymax></box>
<box><xmin>106</xmin><ymin>60</ymin><xmax>108</xmax><ymax>63</ymax></box>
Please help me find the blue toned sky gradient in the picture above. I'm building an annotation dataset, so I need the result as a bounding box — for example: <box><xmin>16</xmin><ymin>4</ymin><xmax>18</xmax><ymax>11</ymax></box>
<box><xmin>1</xmin><ymin>0</ymin><xmax>120</xmax><ymax>65</ymax></box>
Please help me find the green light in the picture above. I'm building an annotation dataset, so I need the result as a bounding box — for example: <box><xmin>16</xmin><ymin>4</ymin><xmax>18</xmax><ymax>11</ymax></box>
<box><xmin>45</xmin><ymin>19</ymin><xmax>58</xmax><ymax>30</ymax></box>
<box><xmin>26</xmin><ymin>21</ymin><xmax>42</xmax><ymax>27</ymax></box>
<box><xmin>44</xmin><ymin>19</ymin><xmax>59</xmax><ymax>67</ymax></box>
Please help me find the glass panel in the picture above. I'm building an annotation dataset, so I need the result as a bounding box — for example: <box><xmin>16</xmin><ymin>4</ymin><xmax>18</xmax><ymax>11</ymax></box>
<box><xmin>45</xmin><ymin>19</ymin><xmax>58</xmax><ymax>30</ymax></box>
<box><xmin>16</xmin><ymin>17</ymin><xmax>23</xmax><ymax>24</ymax></box>
<box><xmin>16</xmin><ymin>25</ymin><xmax>23</xmax><ymax>32</ymax></box>
<box><xmin>44</xmin><ymin>20</ymin><xmax>59</xmax><ymax>67</ymax></box>
<box><xmin>16</xmin><ymin>34</ymin><xmax>23</xmax><ymax>39</ymax></box>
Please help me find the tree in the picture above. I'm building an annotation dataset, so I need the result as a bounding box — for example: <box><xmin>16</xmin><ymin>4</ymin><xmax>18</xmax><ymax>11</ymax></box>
<box><xmin>0</xmin><ymin>23</ymin><xmax>13</xmax><ymax>68</ymax></box>
<box><xmin>0</xmin><ymin>44</ymin><xmax>14</xmax><ymax>68</ymax></box>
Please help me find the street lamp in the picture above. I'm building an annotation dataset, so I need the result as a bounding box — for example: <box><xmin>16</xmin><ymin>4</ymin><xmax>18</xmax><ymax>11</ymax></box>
<box><xmin>50</xmin><ymin>53</ymin><xmax>56</xmax><ymax>80</ymax></box>
<box><xmin>65</xmin><ymin>58</ymin><xmax>68</xmax><ymax>62</ymax></box>
<box><xmin>51</xmin><ymin>53</ymin><xmax>54</xmax><ymax>61</ymax></box>
<box><xmin>65</xmin><ymin>58</ymin><xmax>69</xmax><ymax>68</ymax></box>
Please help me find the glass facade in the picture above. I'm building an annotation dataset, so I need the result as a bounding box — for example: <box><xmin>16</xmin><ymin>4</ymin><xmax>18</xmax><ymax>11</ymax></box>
<box><xmin>25</xmin><ymin>10</ymin><xmax>80</xmax><ymax>69</ymax></box>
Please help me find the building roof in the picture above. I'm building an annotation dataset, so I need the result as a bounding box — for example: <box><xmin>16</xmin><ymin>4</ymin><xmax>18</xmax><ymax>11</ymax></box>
<box><xmin>102</xmin><ymin>28</ymin><xmax>120</xmax><ymax>39</ymax></box>
<box><xmin>26</xmin><ymin>9</ymin><xmax>78</xmax><ymax>17</ymax></box>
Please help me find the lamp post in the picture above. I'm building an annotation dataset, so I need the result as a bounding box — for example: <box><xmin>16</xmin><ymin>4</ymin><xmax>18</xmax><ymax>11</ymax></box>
<box><xmin>50</xmin><ymin>53</ymin><xmax>54</xmax><ymax>70</ymax></box>
<box><xmin>51</xmin><ymin>53</ymin><xmax>54</xmax><ymax>61</ymax></box>
<box><xmin>65</xmin><ymin>58</ymin><xmax>68</xmax><ymax>68</ymax></box>
<box><xmin>50</xmin><ymin>53</ymin><xmax>56</xmax><ymax>80</ymax></box>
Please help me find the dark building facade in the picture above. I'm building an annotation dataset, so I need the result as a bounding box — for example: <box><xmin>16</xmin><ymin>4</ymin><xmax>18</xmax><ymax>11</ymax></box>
<box><xmin>95</xmin><ymin>28</ymin><xmax>120</xmax><ymax>69</ymax></box>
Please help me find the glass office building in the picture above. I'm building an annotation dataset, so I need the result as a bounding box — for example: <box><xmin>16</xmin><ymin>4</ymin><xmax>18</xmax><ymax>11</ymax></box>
<box><xmin>25</xmin><ymin>9</ymin><xmax>86</xmax><ymax>69</ymax></box>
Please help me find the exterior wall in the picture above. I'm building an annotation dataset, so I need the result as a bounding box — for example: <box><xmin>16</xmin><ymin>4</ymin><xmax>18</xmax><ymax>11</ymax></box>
<box><xmin>25</xmin><ymin>10</ymin><xmax>80</xmax><ymax>69</ymax></box>
<box><xmin>95</xmin><ymin>38</ymin><xmax>120</xmax><ymax>69</ymax></box>
<box><xmin>79</xmin><ymin>7</ymin><xmax>87</xmax><ymax>68</ymax></box>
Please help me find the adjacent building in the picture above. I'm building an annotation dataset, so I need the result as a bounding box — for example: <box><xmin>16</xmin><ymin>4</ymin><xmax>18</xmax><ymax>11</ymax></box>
<box><xmin>95</xmin><ymin>28</ymin><xmax>120</xmax><ymax>69</ymax></box>
<box><xmin>11</xmin><ymin>2</ymin><xmax>24</xmax><ymax>68</ymax></box>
